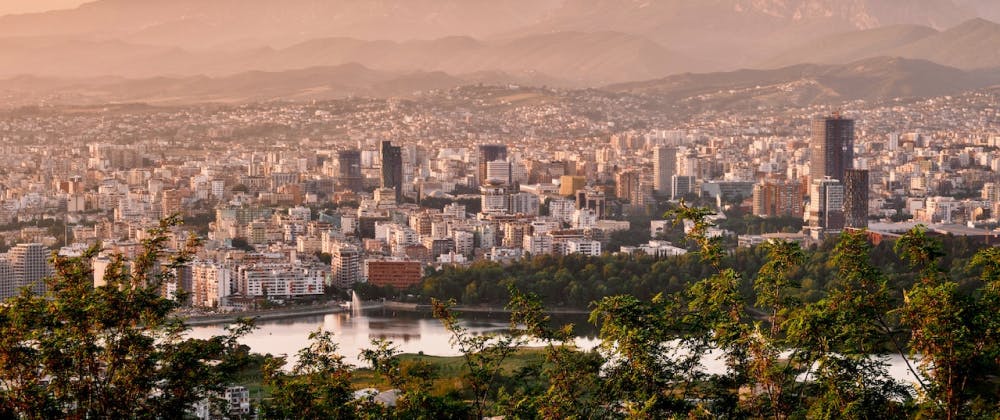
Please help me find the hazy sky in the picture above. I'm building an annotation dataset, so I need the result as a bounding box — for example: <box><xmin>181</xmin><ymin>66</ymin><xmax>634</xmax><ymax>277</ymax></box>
<box><xmin>0</xmin><ymin>0</ymin><xmax>89</xmax><ymax>16</ymax></box>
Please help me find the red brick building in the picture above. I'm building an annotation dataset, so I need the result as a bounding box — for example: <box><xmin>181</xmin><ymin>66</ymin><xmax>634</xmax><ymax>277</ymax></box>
<box><xmin>365</xmin><ymin>260</ymin><xmax>422</xmax><ymax>289</ymax></box>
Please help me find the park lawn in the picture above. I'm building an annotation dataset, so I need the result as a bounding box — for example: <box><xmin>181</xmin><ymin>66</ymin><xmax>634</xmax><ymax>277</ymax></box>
<box><xmin>351</xmin><ymin>347</ymin><xmax>549</xmax><ymax>393</ymax></box>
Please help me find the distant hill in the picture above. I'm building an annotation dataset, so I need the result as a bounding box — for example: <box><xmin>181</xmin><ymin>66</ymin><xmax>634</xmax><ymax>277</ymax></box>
<box><xmin>3</xmin><ymin>57</ymin><xmax>995</xmax><ymax>108</ymax></box>
<box><xmin>606</xmin><ymin>57</ymin><xmax>1000</xmax><ymax>108</ymax></box>
<box><xmin>891</xmin><ymin>18</ymin><xmax>1000</xmax><ymax>69</ymax></box>
<box><xmin>0</xmin><ymin>0</ymin><xmax>561</xmax><ymax>46</ymax></box>
<box><xmin>1</xmin><ymin>0</ymin><xmax>999</xmax><ymax>83</ymax></box>
<box><xmin>1</xmin><ymin>1</ymin><xmax>999</xmax><ymax>95</ymax></box>
<box><xmin>760</xmin><ymin>25</ymin><xmax>939</xmax><ymax>68</ymax></box>
<box><xmin>763</xmin><ymin>18</ymin><xmax>1000</xmax><ymax>70</ymax></box>
<box><xmin>0</xmin><ymin>31</ymin><xmax>699</xmax><ymax>86</ymax></box>
<box><xmin>0</xmin><ymin>64</ymin><xmax>505</xmax><ymax>105</ymax></box>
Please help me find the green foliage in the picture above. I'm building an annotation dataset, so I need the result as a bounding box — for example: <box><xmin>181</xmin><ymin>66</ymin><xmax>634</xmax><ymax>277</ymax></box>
<box><xmin>260</xmin><ymin>330</ymin><xmax>367</xmax><ymax>419</ymax></box>
<box><xmin>894</xmin><ymin>227</ymin><xmax>1000</xmax><ymax>419</ymax></box>
<box><xmin>0</xmin><ymin>216</ymin><xmax>253</xmax><ymax>419</ymax></box>
<box><xmin>508</xmin><ymin>288</ymin><xmax>607</xmax><ymax>419</ymax></box>
<box><xmin>431</xmin><ymin>298</ymin><xmax>525</xmax><ymax>419</ymax></box>
<box><xmin>359</xmin><ymin>338</ymin><xmax>469</xmax><ymax>419</ymax></box>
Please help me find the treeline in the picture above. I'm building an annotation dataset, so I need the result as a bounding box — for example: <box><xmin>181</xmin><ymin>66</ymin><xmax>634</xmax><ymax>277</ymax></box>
<box><xmin>414</xmin><ymin>231</ymin><xmax>989</xmax><ymax>309</ymax></box>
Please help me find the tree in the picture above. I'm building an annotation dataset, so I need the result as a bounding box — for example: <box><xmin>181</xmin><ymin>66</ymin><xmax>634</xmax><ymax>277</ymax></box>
<box><xmin>745</xmin><ymin>240</ymin><xmax>805</xmax><ymax>419</ymax></box>
<box><xmin>431</xmin><ymin>298</ymin><xmax>525</xmax><ymax>419</ymax></box>
<box><xmin>508</xmin><ymin>288</ymin><xmax>606</xmax><ymax>419</ymax></box>
<box><xmin>785</xmin><ymin>229</ymin><xmax>911</xmax><ymax>419</ymax></box>
<box><xmin>261</xmin><ymin>330</ymin><xmax>363</xmax><ymax>419</ymax></box>
<box><xmin>0</xmin><ymin>216</ymin><xmax>253</xmax><ymax>419</ymax></box>
<box><xmin>360</xmin><ymin>338</ymin><xmax>469</xmax><ymax>419</ymax></box>
<box><xmin>896</xmin><ymin>227</ymin><xmax>1000</xmax><ymax>419</ymax></box>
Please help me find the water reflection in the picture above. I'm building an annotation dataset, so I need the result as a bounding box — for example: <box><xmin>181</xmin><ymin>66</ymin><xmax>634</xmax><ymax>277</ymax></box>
<box><xmin>188</xmin><ymin>309</ymin><xmax>594</xmax><ymax>366</ymax></box>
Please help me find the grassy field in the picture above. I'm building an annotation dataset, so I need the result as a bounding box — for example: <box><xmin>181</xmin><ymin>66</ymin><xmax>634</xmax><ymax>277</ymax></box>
<box><xmin>352</xmin><ymin>348</ymin><xmax>549</xmax><ymax>392</ymax></box>
<box><xmin>235</xmin><ymin>348</ymin><xmax>551</xmax><ymax>399</ymax></box>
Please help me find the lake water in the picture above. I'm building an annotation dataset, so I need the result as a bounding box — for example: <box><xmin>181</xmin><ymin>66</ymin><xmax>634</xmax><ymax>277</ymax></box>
<box><xmin>187</xmin><ymin>308</ymin><xmax>598</xmax><ymax>367</ymax></box>
<box><xmin>187</xmin><ymin>309</ymin><xmax>923</xmax><ymax>386</ymax></box>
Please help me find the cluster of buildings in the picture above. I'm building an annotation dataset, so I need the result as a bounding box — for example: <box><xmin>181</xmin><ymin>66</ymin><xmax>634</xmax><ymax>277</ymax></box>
<box><xmin>0</xmin><ymin>85</ymin><xmax>997</xmax><ymax>304</ymax></box>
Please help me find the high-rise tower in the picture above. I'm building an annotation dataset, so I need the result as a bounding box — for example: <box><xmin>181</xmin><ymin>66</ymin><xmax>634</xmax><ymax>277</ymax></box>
<box><xmin>810</xmin><ymin>115</ymin><xmax>854</xmax><ymax>183</ymax></box>
<box><xmin>337</xmin><ymin>149</ymin><xmax>363</xmax><ymax>192</ymax></box>
<box><xmin>844</xmin><ymin>169</ymin><xmax>870</xmax><ymax>229</ymax></box>
<box><xmin>380</xmin><ymin>141</ymin><xmax>403</xmax><ymax>201</ymax></box>
<box><xmin>654</xmin><ymin>146</ymin><xmax>677</xmax><ymax>198</ymax></box>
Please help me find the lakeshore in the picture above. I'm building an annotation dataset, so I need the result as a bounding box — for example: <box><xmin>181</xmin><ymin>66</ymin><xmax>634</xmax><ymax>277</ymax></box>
<box><xmin>380</xmin><ymin>301</ymin><xmax>591</xmax><ymax>315</ymax></box>
<box><xmin>181</xmin><ymin>304</ymin><xmax>347</xmax><ymax>327</ymax></box>
<box><xmin>181</xmin><ymin>301</ymin><xmax>592</xmax><ymax>327</ymax></box>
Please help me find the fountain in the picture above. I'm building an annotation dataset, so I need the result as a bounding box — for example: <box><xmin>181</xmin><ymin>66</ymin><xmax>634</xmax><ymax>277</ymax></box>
<box><xmin>351</xmin><ymin>290</ymin><xmax>363</xmax><ymax>316</ymax></box>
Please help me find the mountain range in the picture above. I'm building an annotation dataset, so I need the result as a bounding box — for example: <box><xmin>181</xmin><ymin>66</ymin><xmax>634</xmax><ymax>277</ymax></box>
<box><xmin>609</xmin><ymin>57</ymin><xmax>1000</xmax><ymax>109</ymax></box>
<box><xmin>3</xmin><ymin>57</ymin><xmax>997</xmax><ymax>109</ymax></box>
<box><xmin>763</xmin><ymin>18</ymin><xmax>1000</xmax><ymax>69</ymax></box>
<box><xmin>0</xmin><ymin>0</ymin><xmax>998</xmax><ymax>102</ymax></box>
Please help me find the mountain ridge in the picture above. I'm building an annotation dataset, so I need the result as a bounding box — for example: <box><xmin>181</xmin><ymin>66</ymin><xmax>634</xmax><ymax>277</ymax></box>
<box><xmin>3</xmin><ymin>56</ymin><xmax>996</xmax><ymax>108</ymax></box>
<box><xmin>763</xmin><ymin>18</ymin><xmax>1000</xmax><ymax>69</ymax></box>
<box><xmin>1</xmin><ymin>1</ymin><xmax>999</xmax><ymax>89</ymax></box>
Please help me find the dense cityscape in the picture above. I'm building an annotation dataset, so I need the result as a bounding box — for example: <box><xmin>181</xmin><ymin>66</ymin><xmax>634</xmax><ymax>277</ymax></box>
<box><xmin>0</xmin><ymin>86</ymin><xmax>997</xmax><ymax>306</ymax></box>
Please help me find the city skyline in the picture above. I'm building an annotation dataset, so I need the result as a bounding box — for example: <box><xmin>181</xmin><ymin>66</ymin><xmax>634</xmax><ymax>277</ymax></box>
<box><xmin>0</xmin><ymin>2</ymin><xmax>998</xmax><ymax>418</ymax></box>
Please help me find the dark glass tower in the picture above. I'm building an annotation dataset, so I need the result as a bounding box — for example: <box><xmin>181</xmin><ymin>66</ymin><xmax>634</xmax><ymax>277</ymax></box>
<box><xmin>477</xmin><ymin>144</ymin><xmax>508</xmax><ymax>185</ymax></box>
<box><xmin>844</xmin><ymin>169</ymin><xmax>870</xmax><ymax>229</ymax></box>
<box><xmin>380</xmin><ymin>141</ymin><xmax>403</xmax><ymax>201</ymax></box>
<box><xmin>337</xmin><ymin>149</ymin><xmax>363</xmax><ymax>192</ymax></box>
<box><xmin>810</xmin><ymin>115</ymin><xmax>854</xmax><ymax>183</ymax></box>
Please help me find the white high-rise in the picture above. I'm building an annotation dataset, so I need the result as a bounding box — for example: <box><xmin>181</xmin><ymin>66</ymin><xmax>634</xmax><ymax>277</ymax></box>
<box><xmin>807</xmin><ymin>178</ymin><xmax>845</xmax><ymax>232</ymax></box>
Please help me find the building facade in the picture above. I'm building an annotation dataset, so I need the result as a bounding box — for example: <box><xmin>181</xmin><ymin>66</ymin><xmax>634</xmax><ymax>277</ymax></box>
<box><xmin>844</xmin><ymin>169</ymin><xmax>870</xmax><ymax>229</ymax></box>
<box><xmin>810</xmin><ymin>115</ymin><xmax>855</xmax><ymax>183</ymax></box>
<box><xmin>380</xmin><ymin>141</ymin><xmax>403</xmax><ymax>201</ymax></box>
<box><xmin>654</xmin><ymin>146</ymin><xmax>677</xmax><ymax>197</ymax></box>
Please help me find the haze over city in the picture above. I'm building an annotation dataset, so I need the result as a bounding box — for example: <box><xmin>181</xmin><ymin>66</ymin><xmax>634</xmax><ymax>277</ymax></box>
<box><xmin>0</xmin><ymin>1</ymin><xmax>999</xmax><ymax>419</ymax></box>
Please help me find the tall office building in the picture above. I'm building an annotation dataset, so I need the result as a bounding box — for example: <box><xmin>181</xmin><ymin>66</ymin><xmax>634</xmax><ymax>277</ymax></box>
<box><xmin>810</xmin><ymin>114</ymin><xmax>854</xmax><ymax>183</ymax></box>
<box><xmin>380</xmin><ymin>141</ymin><xmax>403</xmax><ymax>201</ymax></box>
<box><xmin>9</xmin><ymin>243</ymin><xmax>50</xmax><ymax>296</ymax></box>
<box><xmin>807</xmin><ymin>178</ymin><xmax>845</xmax><ymax>232</ymax></box>
<box><xmin>844</xmin><ymin>169</ymin><xmax>870</xmax><ymax>229</ymax></box>
<box><xmin>654</xmin><ymin>147</ymin><xmax>677</xmax><ymax>197</ymax></box>
<box><xmin>337</xmin><ymin>149</ymin><xmax>364</xmax><ymax>192</ymax></box>
<box><xmin>477</xmin><ymin>144</ymin><xmax>508</xmax><ymax>185</ymax></box>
